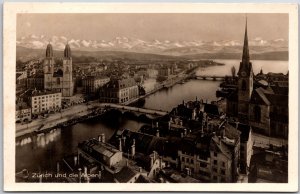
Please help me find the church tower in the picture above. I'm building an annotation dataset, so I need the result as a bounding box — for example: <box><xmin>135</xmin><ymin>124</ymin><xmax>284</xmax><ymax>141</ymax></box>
<box><xmin>62</xmin><ymin>43</ymin><xmax>74</xmax><ymax>97</ymax></box>
<box><xmin>44</xmin><ymin>43</ymin><xmax>55</xmax><ymax>90</ymax></box>
<box><xmin>237</xmin><ymin>18</ymin><xmax>253</xmax><ymax>123</ymax></box>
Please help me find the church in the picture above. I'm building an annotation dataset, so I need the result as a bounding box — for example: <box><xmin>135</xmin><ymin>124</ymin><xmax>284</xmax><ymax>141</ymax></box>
<box><xmin>43</xmin><ymin>43</ymin><xmax>74</xmax><ymax>97</ymax></box>
<box><xmin>226</xmin><ymin>20</ymin><xmax>288</xmax><ymax>139</ymax></box>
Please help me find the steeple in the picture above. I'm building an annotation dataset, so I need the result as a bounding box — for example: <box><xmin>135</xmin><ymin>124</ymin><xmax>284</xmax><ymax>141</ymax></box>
<box><xmin>46</xmin><ymin>42</ymin><xmax>53</xmax><ymax>58</ymax></box>
<box><xmin>64</xmin><ymin>43</ymin><xmax>71</xmax><ymax>59</ymax></box>
<box><xmin>238</xmin><ymin>17</ymin><xmax>252</xmax><ymax>76</ymax></box>
<box><xmin>242</xmin><ymin>17</ymin><xmax>250</xmax><ymax>64</ymax></box>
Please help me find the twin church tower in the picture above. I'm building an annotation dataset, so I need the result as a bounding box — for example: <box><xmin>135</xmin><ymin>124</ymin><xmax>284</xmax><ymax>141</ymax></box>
<box><xmin>43</xmin><ymin>43</ymin><xmax>74</xmax><ymax>97</ymax></box>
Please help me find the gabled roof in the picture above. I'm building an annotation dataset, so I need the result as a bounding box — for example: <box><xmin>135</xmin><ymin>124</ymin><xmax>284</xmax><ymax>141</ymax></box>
<box><xmin>251</xmin><ymin>87</ymin><xmax>271</xmax><ymax>105</ymax></box>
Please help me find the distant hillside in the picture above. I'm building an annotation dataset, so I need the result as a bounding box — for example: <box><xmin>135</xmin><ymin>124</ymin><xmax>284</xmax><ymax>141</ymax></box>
<box><xmin>183</xmin><ymin>51</ymin><xmax>288</xmax><ymax>61</ymax></box>
<box><xmin>16</xmin><ymin>46</ymin><xmax>182</xmax><ymax>63</ymax></box>
<box><xmin>16</xmin><ymin>46</ymin><xmax>288</xmax><ymax>63</ymax></box>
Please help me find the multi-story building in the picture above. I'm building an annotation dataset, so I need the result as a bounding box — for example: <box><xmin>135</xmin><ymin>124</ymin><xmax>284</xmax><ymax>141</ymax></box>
<box><xmin>99</xmin><ymin>78</ymin><xmax>139</xmax><ymax>104</ymax></box>
<box><xmin>43</xmin><ymin>43</ymin><xmax>74</xmax><ymax>97</ymax></box>
<box><xmin>158</xmin><ymin>66</ymin><xmax>171</xmax><ymax>78</ymax></box>
<box><xmin>82</xmin><ymin>76</ymin><xmax>110</xmax><ymax>94</ymax></box>
<box><xmin>235</xmin><ymin>123</ymin><xmax>253</xmax><ymax>174</ymax></box>
<box><xmin>30</xmin><ymin>90</ymin><xmax>62</xmax><ymax>115</ymax></box>
<box><xmin>15</xmin><ymin>102</ymin><xmax>31</xmax><ymax>123</ymax></box>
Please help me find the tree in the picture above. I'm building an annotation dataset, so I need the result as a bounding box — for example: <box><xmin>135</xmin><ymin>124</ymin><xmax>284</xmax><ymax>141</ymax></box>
<box><xmin>231</xmin><ymin>66</ymin><xmax>236</xmax><ymax>78</ymax></box>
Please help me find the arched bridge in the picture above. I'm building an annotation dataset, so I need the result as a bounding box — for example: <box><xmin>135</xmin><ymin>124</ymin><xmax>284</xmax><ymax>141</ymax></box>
<box><xmin>92</xmin><ymin>103</ymin><xmax>168</xmax><ymax>116</ymax></box>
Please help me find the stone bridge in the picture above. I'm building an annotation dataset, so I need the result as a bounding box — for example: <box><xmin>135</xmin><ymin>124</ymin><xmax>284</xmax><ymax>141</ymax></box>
<box><xmin>191</xmin><ymin>75</ymin><xmax>226</xmax><ymax>81</ymax></box>
<box><xmin>92</xmin><ymin>103</ymin><xmax>169</xmax><ymax>117</ymax></box>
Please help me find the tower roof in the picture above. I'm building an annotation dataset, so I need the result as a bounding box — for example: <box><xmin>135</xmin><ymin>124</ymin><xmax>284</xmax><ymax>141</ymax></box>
<box><xmin>64</xmin><ymin>43</ymin><xmax>72</xmax><ymax>58</ymax></box>
<box><xmin>46</xmin><ymin>43</ymin><xmax>53</xmax><ymax>58</ymax></box>
<box><xmin>238</xmin><ymin>17</ymin><xmax>253</xmax><ymax>76</ymax></box>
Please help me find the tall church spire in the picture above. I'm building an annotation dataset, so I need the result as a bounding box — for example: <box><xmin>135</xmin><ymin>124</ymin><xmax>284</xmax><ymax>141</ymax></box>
<box><xmin>242</xmin><ymin>17</ymin><xmax>250</xmax><ymax>64</ymax></box>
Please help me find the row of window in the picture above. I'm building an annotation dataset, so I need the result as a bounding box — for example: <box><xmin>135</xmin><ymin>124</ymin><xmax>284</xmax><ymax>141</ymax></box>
<box><xmin>32</xmin><ymin>94</ymin><xmax>60</xmax><ymax>100</ymax></box>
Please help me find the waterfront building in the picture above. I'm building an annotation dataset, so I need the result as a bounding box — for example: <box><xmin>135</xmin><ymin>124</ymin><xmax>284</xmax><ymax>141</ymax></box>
<box><xmin>15</xmin><ymin>102</ymin><xmax>31</xmax><ymax>123</ymax></box>
<box><xmin>158</xmin><ymin>66</ymin><xmax>171</xmax><ymax>78</ymax></box>
<box><xmin>30</xmin><ymin>90</ymin><xmax>62</xmax><ymax>115</ymax></box>
<box><xmin>43</xmin><ymin>43</ymin><xmax>74</xmax><ymax>97</ymax></box>
<box><xmin>99</xmin><ymin>78</ymin><xmax>139</xmax><ymax>104</ymax></box>
<box><xmin>82</xmin><ymin>75</ymin><xmax>110</xmax><ymax>94</ymax></box>
<box><xmin>225</xmin><ymin>20</ymin><xmax>288</xmax><ymax>138</ymax></box>
<box><xmin>26</xmin><ymin>72</ymin><xmax>44</xmax><ymax>90</ymax></box>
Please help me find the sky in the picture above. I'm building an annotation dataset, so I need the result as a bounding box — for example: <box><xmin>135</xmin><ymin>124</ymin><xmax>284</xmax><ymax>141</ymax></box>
<box><xmin>17</xmin><ymin>13</ymin><xmax>288</xmax><ymax>41</ymax></box>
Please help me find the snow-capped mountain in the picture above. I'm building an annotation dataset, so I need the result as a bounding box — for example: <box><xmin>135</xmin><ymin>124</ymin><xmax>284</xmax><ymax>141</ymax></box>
<box><xmin>17</xmin><ymin>34</ymin><xmax>288</xmax><ymax>56</ymax></box>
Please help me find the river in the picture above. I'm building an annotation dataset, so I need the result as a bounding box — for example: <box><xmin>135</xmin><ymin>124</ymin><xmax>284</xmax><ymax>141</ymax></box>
<box><xmin>15</xmin><ymin>59</ymin><xmax>288</xmax><ymax>175</ymax></box>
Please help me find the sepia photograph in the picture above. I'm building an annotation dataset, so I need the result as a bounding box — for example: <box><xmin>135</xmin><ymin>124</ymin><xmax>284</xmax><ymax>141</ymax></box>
<box><xmin>3</xmin><ymin>3</ymin><xmax>298</xmax><ymax>192</ymax></box>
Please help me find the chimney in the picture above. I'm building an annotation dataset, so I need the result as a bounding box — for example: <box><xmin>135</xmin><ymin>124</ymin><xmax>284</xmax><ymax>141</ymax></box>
<box><xmin>84</xmin><ymin>166</ymin><xmax>88</xmax><ymax>177</ymax></box>
<box><xmin>119</xmin><ymin>138</ymin><xmax>122</xmax><ymax>152</ymax></box>
<box><xmin>168</xmin><ymin>121</ymin><xmax>171</xmax><ymax>130</ymax></box>
<box><xmin>102</xmin><ymin>133</ymin><xmax>105</xmax><ymax>143</ymax></box>
<box><xmin>98</xmin><ymin>135</ymin><xmax>102</xmax><ymax>142</ymax></box>
<box><xmin>98</xmin><ymin>171</ymin><xmax>102</xmax><ymax>180</ymax></box>
<box><xmin>150</xmin><ymin>155</ymin><xmax>154</xmax><ymax>167</ymax></box>
<box><xmin>235</xmin><ymin>121</ymin><xmax>239</xmax><ymax>129</ymax></box>
<box><xmin>74</xmin><ymin>156</ymin><xmax>78</xmax><ymax>167</ymax></box>
<box><xmin>156</xmin><ymin>130</ymin><xmax>160</xmax><ymax>137</ymax></box>
<box><xmin>131</xmin><ymin>141</ymin><xmax>135</xmax><ymax>158</ymax></box>
<box><xmin>56</xmin><ymin>162</ymin><xmax>60</xmax><ymax>173</ymax></box>
<box><xmin>184</xmin><ymin>128</ymin><xmax>187</xmax><ymax>136</ymax></box>
<box><xmin>126</xmin><ymin>159</ymin><xmax>129</xmax><ymax>167</ymax></box>
<box><xmin>139</xmin><ymin>167</ymin><xmax>142</xmax><ymax>173</ymax></box>
<box><xmin>78</xmin><ymin>168</ymin><xmax>82</xmax><ymax>183</ymax></box>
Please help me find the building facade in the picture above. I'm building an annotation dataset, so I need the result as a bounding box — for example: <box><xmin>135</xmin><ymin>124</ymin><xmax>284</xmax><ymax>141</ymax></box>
<box><xmin>16</xmin><ymin>102</ymin><xmax>31</xmax><ymax>123</ymax></box>
<box><xmin>44</xmin><ymin>43</ymin><xmax>74</xmax><ymax>97</ymax></box>
<box><xmin>30</xmin><ymin>91</ymin><xmax>62</xmax><ymax>115</ymax></box>
<box><xmin>82</xmin><ymin>76</ymin><xmax>110</xmax><ymax>94</ymax></box>
<box><xmin>99</xmin><ymin>78</ymin><xmax>139</xmax><ymax>104</ymax></box>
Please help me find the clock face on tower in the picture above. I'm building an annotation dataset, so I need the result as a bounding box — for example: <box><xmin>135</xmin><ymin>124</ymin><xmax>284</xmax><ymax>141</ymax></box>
<box><xmin>241</xmin><ymin>72</ymin><xmax>247</xmax><ymax>77</ymax></box>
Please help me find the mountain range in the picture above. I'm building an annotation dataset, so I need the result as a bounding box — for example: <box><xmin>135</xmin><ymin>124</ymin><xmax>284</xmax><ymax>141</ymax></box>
<box><xmin>16</xmin><ymin>34</ymin><xmax>288</xmax><ymax>62</ymax></box>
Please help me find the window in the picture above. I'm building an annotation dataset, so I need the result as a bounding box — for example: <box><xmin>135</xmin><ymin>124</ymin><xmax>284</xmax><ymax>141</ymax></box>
<box><xmin>221</xmin><ymin>169</ymin><xmax>225</xmax><ymax>175</ymax></box>
<box><xmin>241</xmin><ymin>80</ymin><xmax>247</xmax><ymax>91</ymax></box>
<box><xmin>213</xmin><ymin>168</ymin><xmax>217</xmax><ymax>173</ymax></box>
<box><xmin>214</xmin><ymin>152</ymin><xmax>218</xmax><ymax>157</ymax></box>
<box><xmin>181</xmin><ymin>157</ymin><xmax>184</xmax><ymax>162</ymax></box>
<box><xmin>200</xmin><ymin>162</ymin><xmax>207</xmax><ymax>168</ymax></box>
<box><xmin>254</xmin><ymin>105</ymin><xmax>261</xmax><ymax>122</ymax></box>
<box><xmin>56</xmin><ymin>78</ymin><xmax>60</xmax><ymax>85</ymax></box>
<box><xmin>222</xmin><ymin>162</ymin><xmax>225</xmax><ymax>167</ymax></box>
<box><xmin>213</xmin><ymin>160</ymin><xmax>217</xmax><ymax>165</ymax></box>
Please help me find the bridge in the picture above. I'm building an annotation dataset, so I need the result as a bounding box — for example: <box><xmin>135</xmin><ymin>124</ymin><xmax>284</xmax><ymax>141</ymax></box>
<box><xmin>191</xmin><ymin>75</ymin><xmax>226</xmax><ymax>81</ymax></box>
<box><xmin>92</xmin><ymin>103</ymin><xmax>168</xmax><ymax>116</ymax></box>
